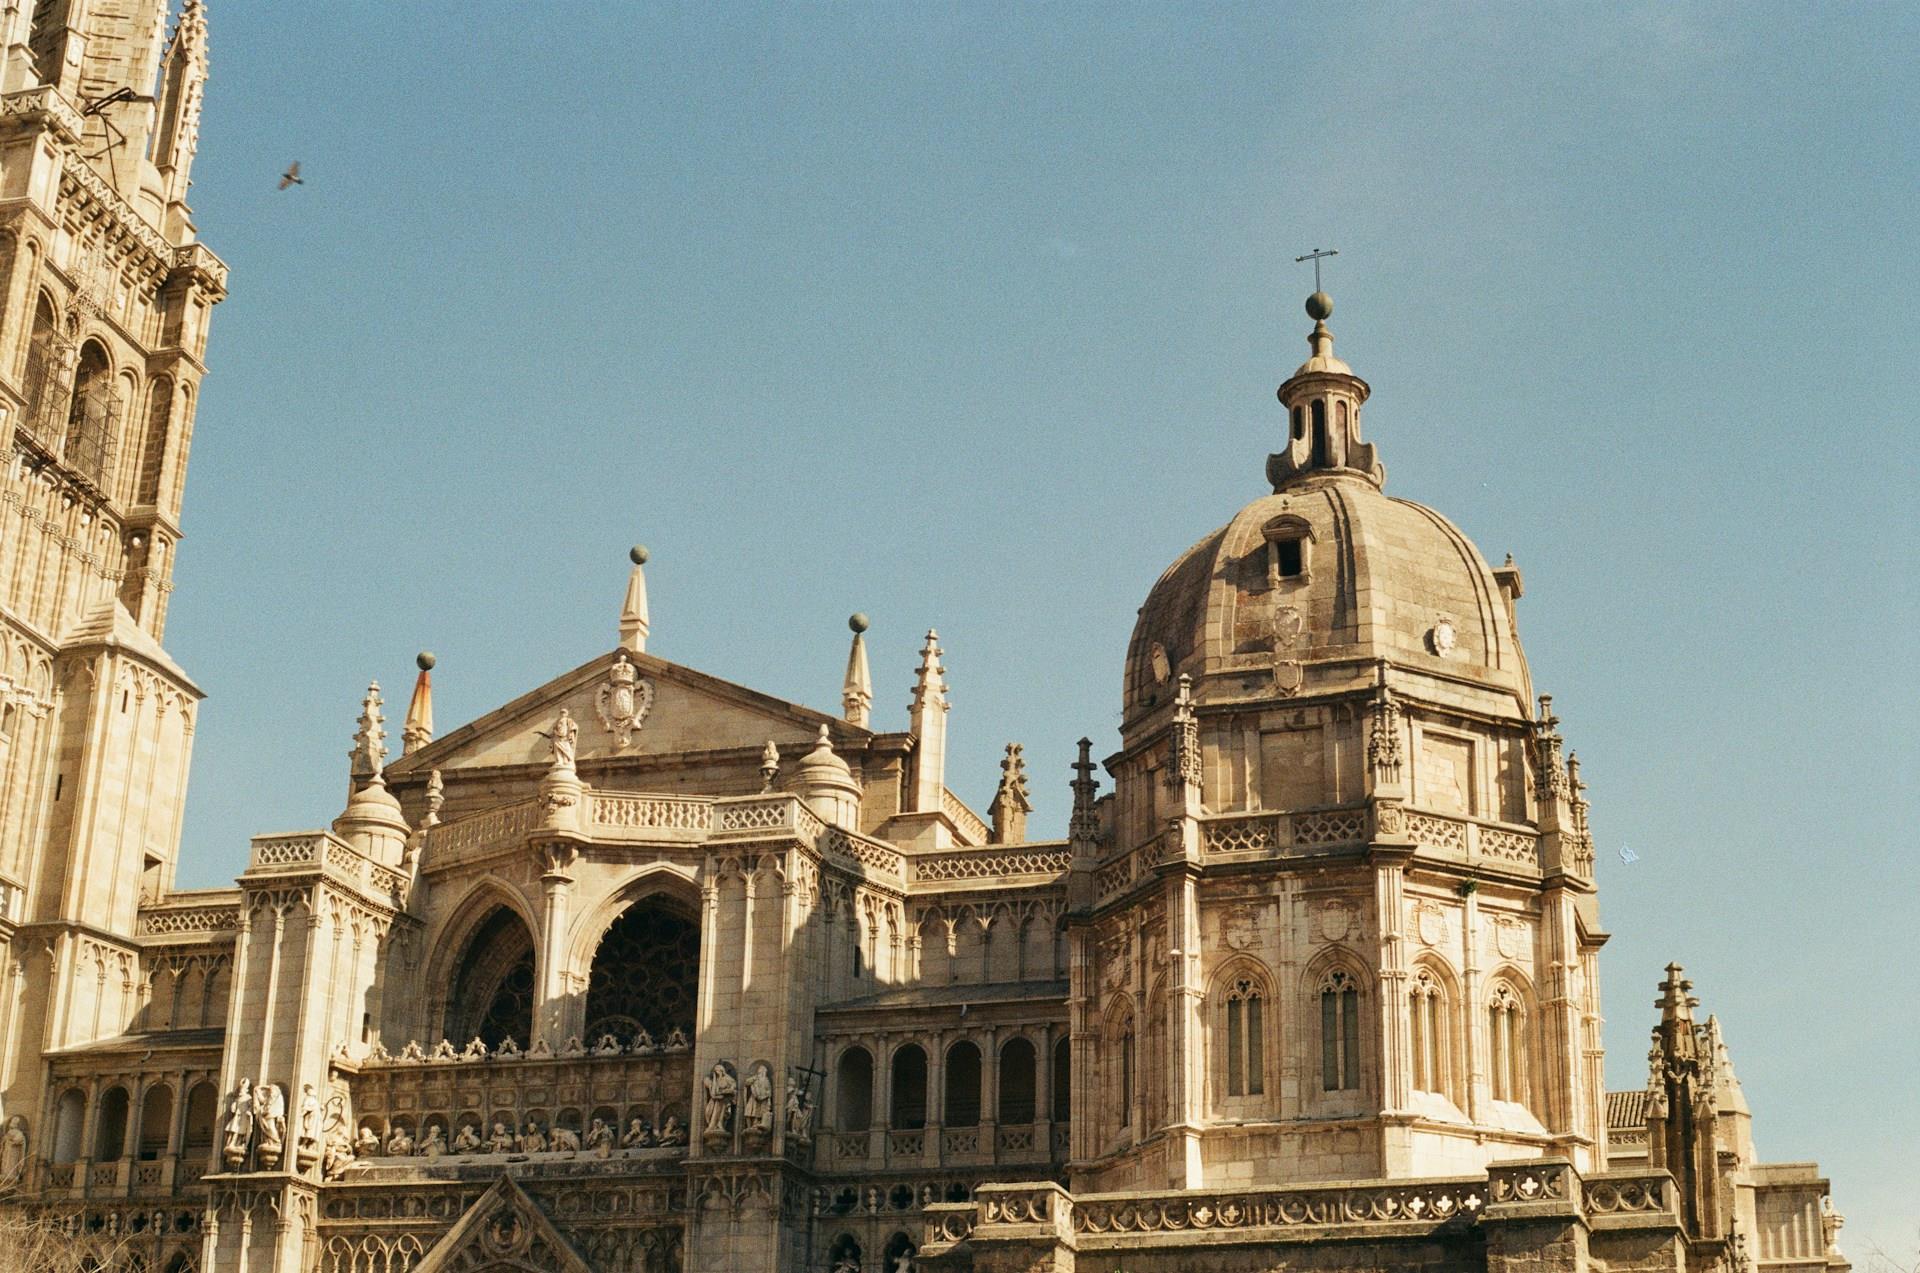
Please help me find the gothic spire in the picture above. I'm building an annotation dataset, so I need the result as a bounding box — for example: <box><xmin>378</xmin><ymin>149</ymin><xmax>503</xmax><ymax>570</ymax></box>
<box><xmin>907</xmin><ymin>629</ymin><xmax>949</xmax><ymax>813</ymax></box>
<box><xmin>401</xmin><ymin>651</ymin><xmax>435</xmax><ymax>754</ymax></box>
<box><xmin>989</xmin><ymin>743</ymin><xmax>1032</xmax><ymax>844</ymax></box>
<box><xmin>842</xmin><ymin>613</ymin><xmax>873</xmax><ymax>728</ymax></box>
<box><xmin>1069</xmin><ymin>737</ymin><xmax>1100</xmax><ymax>846</ymax></box>
<box><xmin>619</xmin><ymin>545</ymin><xmax>650</xmax><ymax>653</ymax></box>
<box><xmin>348</xmin><ymin>681</ymin><xmax>388</xmax><ymax>790</ymax></box>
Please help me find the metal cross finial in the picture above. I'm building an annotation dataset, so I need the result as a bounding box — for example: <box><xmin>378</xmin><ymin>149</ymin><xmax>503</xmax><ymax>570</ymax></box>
<box><xmin>1295</xmin><ymin>247</ymin><xmax>1339</xmax><ymax>292</ymax></box>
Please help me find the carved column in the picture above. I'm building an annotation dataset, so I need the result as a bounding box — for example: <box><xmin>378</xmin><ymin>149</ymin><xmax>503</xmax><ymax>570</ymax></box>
<box><xmin>534</xmin><ymin>840</ymin><xmax>579</xmax><ymax>1048</ymax></box>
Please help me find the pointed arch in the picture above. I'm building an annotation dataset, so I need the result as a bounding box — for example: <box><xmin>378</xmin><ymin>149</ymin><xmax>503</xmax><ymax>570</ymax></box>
<box><xmin>1484</xmin><ymin>964</ymin><xmax>1538</xmax><ymax>1111</ymax></box>
<box><xmin>1408</xmin><ymin>956</ymin><xmax>1463</xmax><ymax>1105</ymax></box>
<box><xmin>573</xmin><ymin>872</ymin><xmax>701</xmax><ymax>1043</ymax></box>
<box><xmin>134</xmin><ymin>375</ymin><xmax>173</xmax><ymax>505</ymax></box>
<box><xmin>1209</xmin><ymin>954</ymin><xmax>1275</xmax><ymax>1107</ymax></box>
<box><xmin>1303</xmin><ymin>947</ymin><xmax>1370</xmax><ymax>1097</ymax></box>
<box><xmin>1101</xmin><ymin>993</ymin><xmax>1135</xmax><ymax>1142</ymax></box>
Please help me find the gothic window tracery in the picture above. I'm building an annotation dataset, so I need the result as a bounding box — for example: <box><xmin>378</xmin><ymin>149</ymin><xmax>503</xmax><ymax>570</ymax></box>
<box><xmin>583</xmin><ymin>897</ymin><xmax>700</xmax><ymax>1041</ymax></box>
<box><xmin>1223</xmin><ymin>974</ymin><xmax>1267</xmax><ymax>1098</ymax></box>
<box><xmin>1409</xmin><ymin>967</ymin><xmax>1450</xmax><ymax>1097</ymax></box>
<box><xmin>445</xmin><ymin>906</ymin><xmax>535</xmax><ymax>1050</ymax></box>
<box><xmin>1319</xmin><ymin>968</ymin><xmax>1362</xmax><ymax>1091</ymax></box>
<box><xmin>1488</xmin><ymin>979</ymin><xmax>1530</xmax><ymax>1106</ymax></box>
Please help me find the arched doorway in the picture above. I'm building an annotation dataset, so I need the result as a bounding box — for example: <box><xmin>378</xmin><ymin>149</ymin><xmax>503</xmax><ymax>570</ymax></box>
<box><xmin>584</xmin><ymin>895</ymin><xmax>699</xmax><ymax>1041</ymax></box>
<box><xmin>446</xmin><ymin>905</ymin><xmax>536</xmax><ymax>1049</ymax></box>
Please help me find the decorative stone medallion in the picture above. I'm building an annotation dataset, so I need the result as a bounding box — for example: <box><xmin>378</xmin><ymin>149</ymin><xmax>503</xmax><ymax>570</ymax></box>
<box><xmin>1428</xmin><ymin>617</ymin><xmax>1458</xmax><ymax>658</ymax></box>
<box><xmin>1272</xmin><ymin>605</ymin><xmax>1304</xmax><ymax>648</ymax></box>
<box><xmin>1494</xmin><ymin>916</ymin><xmax>1524</xmax><ymax>960</ymax></box>
<box><xmin>596</xmin><ymin>652</ymin><xmax>655</xmax><ymax>748</ymax></box>
<box><xmin>1224</xmin><ymin>904</ymin><xmax>1258</xmax><ymax>951</ymax></box>
<box><xmin>1415</xmin><ymin>902</ymin><xmax>1447</xmax><ymax>948</ymax></box>
<box><xmin>1150</xmin><ymin>642</ymin><xmax>1172</xmax><ymax>685</ymax></box>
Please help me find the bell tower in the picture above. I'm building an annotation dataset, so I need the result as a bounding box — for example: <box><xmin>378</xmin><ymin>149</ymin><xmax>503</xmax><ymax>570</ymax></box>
<box><xmin>0</xmin><ymin>0</ymin><xmax>225</xmax><ymax>1174</ymax></box>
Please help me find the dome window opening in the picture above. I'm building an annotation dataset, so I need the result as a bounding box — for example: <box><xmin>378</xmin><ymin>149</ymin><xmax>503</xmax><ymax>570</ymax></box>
<box><xmin>1262</xmin><ymin>514</ymin><xmax>1315</xmax><ymax>586</ymax></box>
<box><xmin>1310</xmin><ymin>399</ymin><xmax>1331</xmax><ymax>468</ymax></box>
<box><xmin>1290</xmin><ymin>404</ymin><xmax>1305</xmax><ymax>441</ymax></box>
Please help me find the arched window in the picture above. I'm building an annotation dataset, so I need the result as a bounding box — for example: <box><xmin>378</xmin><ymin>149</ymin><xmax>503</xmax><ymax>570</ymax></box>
<box><xmin>1310</xmin><ymin>398</ymin><xmax>1330</xmax><ymax>467</ymax></box>
<box><xmin>53</xmin><ymin>1088</ymin><xmax>85</xmax><ymax>1163</ymax></box>
<box><xmin>835</xmin><ymin>1046</ymin><xmax>873</xmax><ymax>1133</ymax></box>
<box><xmin>445</xmin><ymin>904</ymin><xmax>536</xmax><ymax>1049</ymax></box>
<box><xmin>1409</xmin><ymin>968</ymin><xmax>1449</xmax><ymax>1096</ymax></box>
<box><xmin>890</xmin><ymin>1044</ymin><xmax>927</xmax><ymax>1130</ymax></box>
<box><xmin>1290</xmin><ymin>404</ymin><xmax>1305</xmax><ymax>441</ymax></box>
<box><xmin>1319</xmin><ymin>969</ymin><xmax>1361</xmax><ymax>1091</ymax></box>
<box><xmin>135</xmin><ymin>375</ymin><xmax>172</xmax><ymax>505</ymax></box>
<box><xmin>1223</xmin><ymin>974</ymin><xmax>1266</xmax><ymax>1098</ymax></box>
<box><xmin>1336</xmin><ymin>399</ymin><xmax>1349</xmax><ymax>434</ymax></box>
<box><xmin>1488</xmin><ymin>981</ymin><xmax>1529</xmax><ymax>1105</ymax></box>
<box><xmin>137</xmin><ymin>1084</ymin><xmax>173</xmax><ymax>1160</ymax></box>
<box><xmin>944</xmin><ymin>1040</ymin><xmax>981</xmax><ymax>1128</ymax></box>
<box><xmin>22</xmin><ymin>293</ymin><xmax>61</xmax><ymax>441</ymax></box>
<box><xmin>96</xmin><ymin>1085</ymin><xmax>131</xmax><ymax>1160</ymax></box>
<box><xmin>1051</xmin><ymin>1037</ymin><xmax>1071</xmax><ymax>1121</ymax></box>
<box><xmin>182</xmin><ymin>1081</ymin><xmax>217</xmax><ymax>1167</ymax></box>
<box><xmin>64</xmin><ymin>340</ymin><xmax>119</xmax><ymax>490</ymax></box>
<box><xmin>998</xmin><ymin>1037</ymin><xmax>1036</xmax><ymax>1125</ymax></box>
<box><xmin>584</xmin><ymin>896</ymin><xmax>699</xmax><ymax>1042</ymax></box>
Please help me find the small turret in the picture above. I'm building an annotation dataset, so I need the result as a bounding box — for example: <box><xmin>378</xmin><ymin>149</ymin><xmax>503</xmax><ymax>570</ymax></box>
<box><xmin>619</xmin><ymin>545</ymin><xmax>651</xmax><ymax>654</ymax></box>
<box><xmin>401</xmin><ymin>651</ymin><xmax>435</xmax><ymax>754</ymax></box>
<box><xmin>842</xmin><ymin>613</ymin><xmax>873</xmax><ymax>728</ymax></box>
<box><xmin>907</xmin><ymin>629</ymin><xmax>949</xmax><ymax>814</ymax></box>
<box><xmin>794</xmin><ymin>725</ymin><xmax>860</xmax><ymax>829</ymax></box>
<box><xmin>989</xmin><ymin>743</ymin><xmax>1032</xmax><ymax>844</ymax></box>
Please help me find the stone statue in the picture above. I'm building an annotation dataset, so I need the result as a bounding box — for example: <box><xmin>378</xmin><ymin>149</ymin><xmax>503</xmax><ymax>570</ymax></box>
<box><xmin>585</xmin><ymin>1118</ymin><xmax>614</xmax><ymax>1157</ymax></box>
<box><xmin>702</xmin><ymin>1062</ymin><xmax>737</xmax><ymax>1142</ymax></box>
<box><xmin>451</xmin><ymin>1123</ymin><xmax>482</xmax><ymax>1154</ymax></box>
<box><xmin>592</xmin><ymin>1032</ymin><xmax>622</xmax><ymax>1056</ymax></box>
<box><xmin>222</xmin><ymin>1079</ymin><xmax>254</xmax><ymax>1168</ymax></box>
<box><xmin>385</xmin><ymin>1124</ymin><xmax>414</xmax><ymax>1156</ymax></box>
<box><xmin>461</xmin><ymin>1036</ymin><xmax>488</xmax><ymax>1061</ymax></box>
<box><xmin>321</xmin><ymin>1124</ymin><xmax>355</xmax><ymax>1181</ymax></box>
<box><xmin>254</xmin><ymin>1082</ymin><xmax>286</xmax><ymax>1168</ymax></box>
<box><xmin>487</xmin><ymin>1121</ymin><xmax>516</xmax><ymax>1154</ymax></box>
<box><xmin>658</xmin><ymin>1114</ymin><xmax>687</xmax><ymax>1146</ymax></box>
<box><xmin>621</xmin><ymin>1116</ymin><xmax>652</xmax><ymax>1149</ymax></box>
<box><xmin>785</xmin><ymin>1082</ymin><xmax>814</xmax><ymax>1144</ymax></box>
<box><xmin>631</xmin><ymin>1026</ymin><xmax>656</xmax><ymax>1055</ymax></box>
<box><xmin>419</xmin><ymin>1124</ymin><xmax>447</xmax><ymax>1157</ymax></box>
<box><xmin>550</xmin><ymin>1124</ymin><xmax>580</xmax><ymax>1154</ymax></box>
<box><xmin>742</xmin><ymin>1062</ymin><xmax>774</xmax><ymax>1138</ymax></box>
<box><xmin>497</xmin><ymin>1036</ymin><xmax>521</xmax><ymax>1058</ymax></box>
<box><xmin>519</xmin><ymin>1120</ymin><xmax>547</xmax><ymax>1154</ymax></box>
<box><xmin>355</xmin><ymin>1126</ymin><xmax>381</xmax><ymax>1158</ymax></box>
<box><xmin>544</xmin><ymin>708</ymin><xmax>579</xmax><ymax>770</ymax></box>
<box><xmin>0</xmin><ymin>1116</ymin><xmax>28</xmax><ymax>1189</ymax></box>
<box><xmin>298</xmin><ymin>1084</ymin><xmax>321</xmax><ymax>1146</ymax></box>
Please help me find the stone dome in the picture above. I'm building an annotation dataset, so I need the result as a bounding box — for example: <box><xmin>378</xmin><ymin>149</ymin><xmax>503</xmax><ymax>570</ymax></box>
<box><xmin>1123</xmin><ymin>472</ymin><xmax>1531</xmax><ymax>728</ymax></box>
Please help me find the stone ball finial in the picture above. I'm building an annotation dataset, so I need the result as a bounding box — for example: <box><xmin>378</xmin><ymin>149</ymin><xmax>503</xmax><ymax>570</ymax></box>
<box><xmin>849</xmin><ymin>612</ymin><xmax>870</xmax><ymax>634</ymax></box>
<box><xmin>629</xmin><ymin>545</ymin><xmax>649</xmax><ymax>565</ymax></box>
<box><xmin>416</xmin><ymin>651</ymin><xmax>436</xmax><ymax>671</ymax></box>
<box><xmin>1305</xmin><ymin>291</ymin><xmax>1333</xmax><ymax>321</ymax></box>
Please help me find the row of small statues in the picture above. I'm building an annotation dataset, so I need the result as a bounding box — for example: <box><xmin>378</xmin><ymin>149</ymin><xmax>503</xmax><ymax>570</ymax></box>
<box><xmin>363</xmin><ymin>1112</ymin><xmax>689</xmax><ymax>1160</ymax></box>
<box><xmin>700</xmin><ymin>1060</ymin><xmax>815</xmax><ymax>1146</ymax></box>
<box><xmin>357</xmin><ymin>1026</ymin><xmax>691</xmax><ymax>1065</ymax></box>
<box><xmin>223</xmin><ymin>1079</ymin><xmax>327</xmax><ymax>1171</ymax></box>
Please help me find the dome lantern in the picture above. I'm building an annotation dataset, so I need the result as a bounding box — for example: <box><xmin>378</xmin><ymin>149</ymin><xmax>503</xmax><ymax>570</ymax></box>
<box><xmin>1269</xmin><ymin>291</ymin><xmax>1384</xmax><ymax>491</ymax></box>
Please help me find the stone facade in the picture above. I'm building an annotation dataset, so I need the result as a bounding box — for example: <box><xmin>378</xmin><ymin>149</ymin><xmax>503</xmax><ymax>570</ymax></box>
<box><xmin>0</xmin><ymin>7</ymin><xmax>1851</xmax><ymax>1273</ymax></box>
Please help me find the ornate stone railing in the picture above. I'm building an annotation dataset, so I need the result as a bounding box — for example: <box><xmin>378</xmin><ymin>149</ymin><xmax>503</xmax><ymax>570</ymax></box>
<box><xmin>1093</xmin><ymin>846</ymin><xmax>1140</xmax><ymax>903</ymax></box>
<box><xmin>1070</xmin><ymin>1176</ymin><xmax>1488</xmax><ymax>1243</ymax></box>
<box><xmin>920</xmin><ymin>1201</ymin><xmax>976</xmax><ymax>1253</ymax></box>
<box><xmin>248</xmin><ymin>832</ymin><xmax>404</xmax><ymax>903</ymax></box>
<box><xmin>940</xmin><ymin>790</ymin><xmax>991</xmax><ymax>846</ymax></box>
<box><xmin>1403</xmin><ymin>811</ymin><xmax>1541</xmax><ymax>869</ymax></box>
<box><xmin>137</xmin><ymin>890</ymin><xmax>242</xmax><ymax>937</ymax></box>
<box><xmin>1582</xmin><ymin>1171</ymin><xmax>1675</xmax><ymax>1226</ymax></box>
<box><xmin>823</xmin><ymin>827</ymin><xmax>905</xmax><ymax>881</ymax></box>
<box><xmin>248</xmin><ymin>833</ymin><xmax>329</xmax><ymax>871</ymax></box>
<box><xmin>911</xmin><ymin>844</ymin><xmax>1071</xmax><ymax>885</ymax></box>
<box><xmin>1199</xmin><ymin>807</ymin><xmax>1369</xmax><ymax>859</ymax></box>
<box><xmin>423</xmin><ymin>800</ymin><xmax>539</xmax><ymax>867</ymax></box>
<box><xmin>590</xmin><ymin>793</ymin><xmax>714</xmax><ymax>838</ymax></box>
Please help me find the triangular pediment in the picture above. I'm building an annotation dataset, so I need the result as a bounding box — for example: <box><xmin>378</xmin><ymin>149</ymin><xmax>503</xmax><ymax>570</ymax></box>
<box><xmin>389</xmin><ymin>649</ymin><xmax>871</xmax><ymax>778</ymax></box>
<box><xmin>414</xmin><ymin>1173</ymin><xmax>593</xmax><ymax>1273</ymax></box>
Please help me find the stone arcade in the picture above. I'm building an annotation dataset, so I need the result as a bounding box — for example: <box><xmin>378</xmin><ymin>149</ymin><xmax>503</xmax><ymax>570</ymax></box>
<box><xmin>0</xmin><ymin>4</ymin><xmax>1850</xmax><ymax>1272</ymax></box>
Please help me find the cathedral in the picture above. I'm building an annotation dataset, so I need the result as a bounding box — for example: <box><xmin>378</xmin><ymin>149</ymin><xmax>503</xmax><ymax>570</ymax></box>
<box><xmin>0</xmin><ymin>4</ymin><xmax>1853</xmax><ymax>1272</ymax></box>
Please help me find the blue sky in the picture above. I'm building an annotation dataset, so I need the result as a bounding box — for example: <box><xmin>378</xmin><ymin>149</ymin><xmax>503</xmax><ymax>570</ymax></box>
<box><xmin>166</xmin><ymin>2</ymin><xmax>1915</xmax><ymax>1254</ymax></box>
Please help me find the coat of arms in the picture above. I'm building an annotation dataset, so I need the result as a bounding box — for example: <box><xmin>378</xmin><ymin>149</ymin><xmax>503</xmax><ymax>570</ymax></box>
<box><xmin>596</xmin><ymin>652</ymin><xmax>655</xmax><ymax>748</ymax></box>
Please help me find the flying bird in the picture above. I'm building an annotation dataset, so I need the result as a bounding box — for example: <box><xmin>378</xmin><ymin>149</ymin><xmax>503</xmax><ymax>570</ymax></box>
<box><xmin>278</xmin><ymin>161</ymin><xmax>302</xmax><ymax>190</ymax></box>
<box><xmin>1618</xmin><ymin>846</ymin><xmax>1639</xmax><ymax>865</ymax></box>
